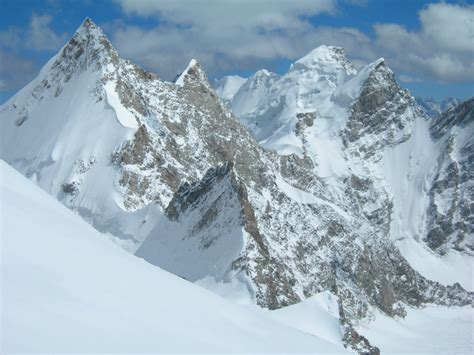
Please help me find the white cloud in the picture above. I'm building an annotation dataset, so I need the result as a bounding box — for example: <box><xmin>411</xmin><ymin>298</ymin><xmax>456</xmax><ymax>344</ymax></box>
<box><xmin>111</xmin><ymin>1</ymin><xmax>473</xmax><ymax>83</ymax></box>
<box><xmin>419</xmin><ymin>3</ymin><xmax>474</xmax><ymax>53</ymax></box>
<box><xmin>111</xmin><ymin>0</ymin><xmax>382</xmax><ymax>79</ymax></box>
<box><xmin>0</xmin><ymin>50</ymin><xmax>37</xmax><ymax>92</ymax></box>
<box><xmin>115</xmin><ymin>0</ymin><xmax>336</xmax><ymax>31</ymax></box>
<box><xmin>111</xmin><ymin>0</ymin><xmax>341</xmax><ymax>78</ymax></box>
<box><xmin>0</xmin><ymin>14</ymin><xmax>67</xmax><ymax>91</ymax></box>
<box><xmin>0</xmin><ymin>27</ymin><xmax>22</xmax><ymax>48</ymax></box>
<box><xmin>374</xmin><ymin>3</ymin><xmax>474</xmax><ymax>82</ymax></box>
<box><xmin>398</xmin><ymin>74</ymin><xmax>422</xmax><ymax>83</ymax></box>
<box><xmin>0</xmin><ymin>14</ymin><xmax>67</xmax><ymax>52</ymax></box>
<box><xmin>26</xmin><ymin>14</ymin><xmax>68</xmax><ymax>51</ymax></box>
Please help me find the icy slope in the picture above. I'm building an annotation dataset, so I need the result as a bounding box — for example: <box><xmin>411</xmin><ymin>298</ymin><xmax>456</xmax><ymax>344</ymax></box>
<box><xmin>356</xmin><ymin>305</ymin><xmax>473</xmax><ymax>354</ymax></box>
<box><xmin>0</xmin><ymin>18</ymin><xmax>161</xmax><ymax>251</ymax></box>
<box><xmin>416</xmin><ymin>96</ymin><xmax>460</xmax><ymax>118</ymax></box>
<box><xmin>426</xmin><ymin>98</ymin><xmax>474</xmax><ymax>255</ymax></box>
<box><xmin>0</xmin><ymin>160</ymin><xmax>347</xmax><ymax>353</ymax></box>
<box><xmin>228</xmin><ymin>45</ymin><xmax>356</xmax><ymax>157</ymax></box>
<box><xmin>213</xmin><ymin>75</ymin><xmax>247</xmax><ymax>104</ymax></box>
<box><xmin>269</xmin><ymin>291</ymin><xmax>473</xmax><ymax>354</ymax></box>
<box><xmin>2</xmin><ymin>19</ymin><xmax>471</xmax><ymax>353</ymax></box>
<box><xmin>381</xmin><ymin>98</ymin><xmax>474</xmax><ymax>289</ymax></box>
<box><xmin>270</xmin><ymin>291</ymin><xmax>343</xmax><ymax>347</ymax></box>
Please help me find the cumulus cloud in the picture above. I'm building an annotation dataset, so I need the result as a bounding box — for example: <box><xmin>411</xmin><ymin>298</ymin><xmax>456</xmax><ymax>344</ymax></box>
<box><xmin>0</xmin><ymin>14</ymin><xmax>66</xmax><ymax>91</ymax></box>
<box><xmin>111</xmin><ymin>22</ymin><xmax>376</xmax><ymax>79</ymax></box>
<box><xmin>111</xmin><ymin>0</ymin><xmax>343</xmax><ymax>78</ymax></box>
<box><xmin>115</xmin><ymin>0</ymin><xmax>336</xmax><ymax>30</ymax></box>
<box><xmin>26</xmin><ymin>14</ymin><xmax>68</xmax><ymax>51</ymax></box>
<box><xmin>0</xmin><ymin>50</ymin><xmax>37</xmax><ymax>92</ymax></box>
<box><xmin>0</xmin><ymin>27</ymin><xmax>22</xmax><ymax>48</ymax></box>
<box><xmin>374</xmin><ymin>3</ymin><xmax>474</xmax><ymax>82</ymax></box>
<box><xmin>0</xmin><ymin>14</ymin><xmax>67</xmax><ymax>51</ymax></box>
<box><xmin>420</xmin><ymin>3</ymin><xmax>473</xmax><ymax>53</ymax></box>
<box><xmin>111</xmin><ymin>1</ymin><xmax>473</xmax><ymax>84</ymax></box>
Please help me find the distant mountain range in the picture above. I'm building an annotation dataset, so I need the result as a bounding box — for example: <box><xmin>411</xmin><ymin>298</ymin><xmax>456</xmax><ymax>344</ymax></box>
<box><xmin>416</xmin><ymin>97</ymin><xmax>460</xmax><ymax>118</ymax></box>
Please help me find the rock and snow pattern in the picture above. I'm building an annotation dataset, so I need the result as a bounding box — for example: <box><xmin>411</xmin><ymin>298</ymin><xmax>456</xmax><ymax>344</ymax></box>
<box><xmin>416</xmin><ymin>96</ymin><xmax>460</xmax><ymax>118</ymax></box>
<box><xmin>1</xmin><ymin>18</ymin><xmax>472</xmax><ymax>353</ymax></box>
<box><xmin>1</xmin><ymin>160</ymin><xmax>347</xmax><ymax>353</ymax></box>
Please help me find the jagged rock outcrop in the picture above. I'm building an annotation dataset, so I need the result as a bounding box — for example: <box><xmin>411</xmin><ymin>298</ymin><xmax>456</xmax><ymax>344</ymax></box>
<box><xmin>341</xmin><ymin>59</ymin><xmax>419</xmax><ymax>159</ymax></box>
<box><xmin>416</xmin><ymin>96</ymin><xmax>460</xmax><ymax>118</ymax></box>
<box><xmin>426</xmin><ymin>98</ymin><xmax>474</xmax><ymax>254</ymax></box>
<box><xmin>219</xmin><ymin>43</ymin><xmax>473</xmax><ymax>351</ymax></box>
<box><xmin>1</xmin><ymin>18</ymin><xmax>471</xmax><ymax>353</ymax></box>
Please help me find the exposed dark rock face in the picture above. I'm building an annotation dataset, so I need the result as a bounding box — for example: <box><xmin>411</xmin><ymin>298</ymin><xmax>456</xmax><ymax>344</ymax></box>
<box><xmin>430</xmin><ymin>98</ymin><xmax>473</xmax><ymax>139</ymax></box>
<box><xmin>342</xmin><ymin>60</ymin><xmax>419</xmax><ymax>160</ymax></box>
<box><xmin>339</xmin><ymin>303</ymin><xmax>380</xmax><ymax>355</ymax></box>
<box><xmin>2</xmin><ymin>19</ymin><xmax>472</xmax><ymax>354</ymax></box>
<box><xmin>416</xmin><ymin>97</ymin><xmax>460</xmax><ymax>118</ymax></box>
<box><xmin>426</xmin><ymin>98</ymin><xmax>474</xmax><ymax>254</ymax></box>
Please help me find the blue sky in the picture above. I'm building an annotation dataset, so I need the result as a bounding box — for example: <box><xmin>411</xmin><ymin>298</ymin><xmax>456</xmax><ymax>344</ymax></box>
<box><xmin>0</xmin><ymin>0</ymin><xmax>472</xmax><ymax>103</ymax></box>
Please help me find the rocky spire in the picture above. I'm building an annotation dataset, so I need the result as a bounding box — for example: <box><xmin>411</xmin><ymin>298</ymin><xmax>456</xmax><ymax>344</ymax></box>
<box><xmin>341</xmin><ymin>58</ymin><xmax>418</xmax><ymax>158</ymax></box>
<box><xmin>173</xmin><ymin>59</ymin><xmax>214</xmax><ymax>92</ymax></box>
<box><xmin>55</xmin><ymin>17</ymin><xmax>119</xmax><ymax>71</ymax></box>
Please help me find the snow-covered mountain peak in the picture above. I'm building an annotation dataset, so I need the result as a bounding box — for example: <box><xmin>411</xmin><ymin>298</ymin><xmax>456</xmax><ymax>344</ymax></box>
<box><xmin>338</xmin><ymin>57</ymin><xmax>420</xmax><ymax>159</ymax></box>
<box><xmin>254</xmin><ymin>69</ymin><xmax>274</xmax><ymax>77</ymax></box>
<box><xmin>416</xmin><ymin>97</ymin><xmax>461</xmax><ymax>118</ymax></box>
<box><xmin>244</xmin><ymin>69</ymin><xmax>280</xmax><ymax>88</ymax></box>
<box><xmin>291</xmin><ymin>45</ymin><xmax>357</xmax><ymax>80</ymax></box>
<box><xmin>173</xmin><ymin>58</ymin><xmax>213</xmax><ymax>92</ymax></box>
<box><xmin>213</xmin><ymin>75</ymin><xmax>247</xmax><ymax>104</ymax></box>
<box><xmin>2</xmin><ymin>19</ymin><xmax>472</xmax><ymax>354</ymax></box>
<box><xmin>332</xmin><ymin>58</ymin><xmax>388</xmax><ymax>105</ymax></box>
<box><xmin>353</xmin><ymin>58</ymin><xmax>390</xmax><ymax>88</ymax></box>
<box><xmin>55</xmin><ymin>17</ymin><xmax>119</xmax><ymax>74</ymax></box>
<box><xmin>295</xmin><ymin>45</ymin><xmax>352</xmax><ymax>67</ymax></box>
<box><xmin>74</xmin><ymin>17</ymin><xmax>107</xmax><ymax>42</ymax></box>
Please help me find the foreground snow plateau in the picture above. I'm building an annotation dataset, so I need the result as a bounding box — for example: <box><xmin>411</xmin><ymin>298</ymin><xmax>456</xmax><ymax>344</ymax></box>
<box><xmin>0</xmin><ymin>160</ymin><xmax>346</xmax><ymax>353</ymax></box>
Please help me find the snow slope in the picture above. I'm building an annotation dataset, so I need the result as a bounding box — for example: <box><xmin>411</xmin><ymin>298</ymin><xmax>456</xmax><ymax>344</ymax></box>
<box><xmin>213</xmin><ymin>75</ymin><xmax>247</xmax><ymax>104</ymax></box>
<box><xmin>269</xmin><ymin>291</ymin><xmax>473</xmax><ymax>354</ymax></box>
<box><xmin>382</xmin><ymin>113</ymin><xmax>474</xmax><ymax>291</ymax></box>
<box><xmin>356</xmin><ymin>306</ymin><xmax>474</xmax><ymax>354</ymax></box>
<box><xmin>270</xmin><ymin>292</ymin><xmax>343</xmax><ymax>347</ymax></box>
<box><xmin>0</xmin><ymin>160</ymin><xmax>348</xmax><ymax>353</ymax></box>
<box><xmin>0</xmin><ymin>19</ymin><xmax>160</xmax><ymax>251</ymax></box>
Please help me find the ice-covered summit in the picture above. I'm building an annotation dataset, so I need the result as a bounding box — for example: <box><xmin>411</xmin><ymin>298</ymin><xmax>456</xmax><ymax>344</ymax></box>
<box><xmin>213</xmin><ymin>75</ymin><xmax>247</xmax><ymax>104</ymax></box>
<box><xmin>291</xmin><ymin>45</ymin><xmax>356</xmax><ymax>77</ymax></box>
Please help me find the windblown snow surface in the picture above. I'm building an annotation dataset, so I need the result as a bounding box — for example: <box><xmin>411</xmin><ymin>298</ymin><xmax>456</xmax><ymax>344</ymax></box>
<box><xmin>269</xmin><ymin>292</ymin><xmax>473</xmax><ymax>354</ymax></box>
<box><xmin>0</xmin><ymin>160</ymin><xmax>347</xmax><ymax>353</ymax></box>
<box><xmin>213</xmin><ymin>75</ymin><xmax>247</xmax><ymax>103</ymax></box>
